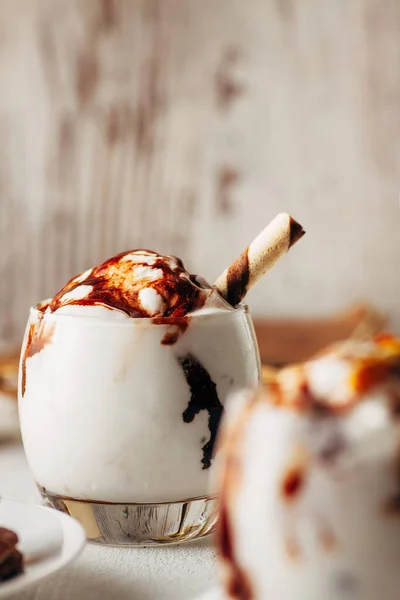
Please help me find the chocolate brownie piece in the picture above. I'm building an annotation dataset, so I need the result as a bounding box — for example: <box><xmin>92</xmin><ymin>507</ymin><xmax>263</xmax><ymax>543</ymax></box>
<box><xmin>0</xmin><ymin>528</ymin><xmax>23</xmax><ymax>582</ymax></box>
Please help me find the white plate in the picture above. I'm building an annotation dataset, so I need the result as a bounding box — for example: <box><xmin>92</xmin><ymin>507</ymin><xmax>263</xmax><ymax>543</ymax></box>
<box><xmin>0</xmin><ymin>499</ymin><xmax>86</xmax><ymax>597</ymax></box>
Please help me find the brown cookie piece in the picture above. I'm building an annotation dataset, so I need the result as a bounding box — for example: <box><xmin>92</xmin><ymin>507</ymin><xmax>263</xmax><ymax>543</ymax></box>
<box><xmin>0</xmin><ymin>528</ymin><xmax>18</xmax><ymax>547</ymax></box>
<box><xmin>0</xmin><ymin>527</ymin><xmax>23</xmax><ymax>582</ymax></box>
<box><xmin>0</xmin><ymin>549</ymin><xmax>23</xmax><ymax>582</ymax></box>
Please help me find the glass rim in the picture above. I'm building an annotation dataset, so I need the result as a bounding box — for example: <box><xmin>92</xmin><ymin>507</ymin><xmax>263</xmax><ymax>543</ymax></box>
<box><xmin>29</xmin><ymin>302</ymin><xmax>249</xmax><ymax>325</ymax></box>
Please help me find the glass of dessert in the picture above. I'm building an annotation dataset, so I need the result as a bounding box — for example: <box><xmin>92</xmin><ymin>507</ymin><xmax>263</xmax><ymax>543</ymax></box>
<box><xmin>18</xmin><ymin>214</ymin><xmax>304</xmax><ymax>546</ymax></box>
<box><xmin>0</xmin><ymin>527</ymin><xmax>23</xmax><ymax>582</ymax></box>
<box><xmin>217</xmin><ymin>334</ymin><xmax>400</xmax><ymax>600</ymax></box>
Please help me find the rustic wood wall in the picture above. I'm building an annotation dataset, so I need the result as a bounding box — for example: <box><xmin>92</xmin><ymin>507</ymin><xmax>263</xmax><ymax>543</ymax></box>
<box><xmin>0</xmin><ymin>0</ymin><xmax>399</xmax><ymax>346</ymax></box>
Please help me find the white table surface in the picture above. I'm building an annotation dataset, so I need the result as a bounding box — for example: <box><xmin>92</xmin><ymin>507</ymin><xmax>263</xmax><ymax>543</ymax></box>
<box><xmin>0</xmin><ymin>441</ymin><xmax>218</xmax><ymax>600</ymax></box>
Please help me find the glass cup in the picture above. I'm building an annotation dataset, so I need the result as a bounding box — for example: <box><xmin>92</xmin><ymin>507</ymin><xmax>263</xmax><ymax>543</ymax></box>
<box><xmin>217</xmin><ymin>385</ymin><xmax>400</xmax><ymax>600</ymax></box>
<box><xmin>18</xmin><ymin>304</ymin><xmax>260</xmax><ymax>546</ymax></box>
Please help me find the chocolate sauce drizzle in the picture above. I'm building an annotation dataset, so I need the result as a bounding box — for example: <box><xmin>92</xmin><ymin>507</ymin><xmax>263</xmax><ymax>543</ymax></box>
<box><xmin>289</xmin><ymin>217</ymin><xmax>306</xmax><ymax>248</ymax></box>
<box><xmin>225</xmin><ymin>247</ymin><xmax>250</xmax><ymax>307</ymax></box>
<box><xmin>21</xmin><ymin>316</ymin><xmax>55</xmax><ymax>397</ymax></box>
<box><xmin>219</xmin><ymin>497</ymin><xmax>254</xmax><ymax>599</ymax></box>
<box><xmin>178</xmin><ymin>353</ymin><xmax>224</xmax><ymax>469</ymax></box>
<box><xmin>47</xmin><ymin>250</ymin><xmax>210</xmax><ymax>318</ymax></box>
<box><xmin>281</xmin><ymin>466</ymin><xmax>305</xmax><ymax>501</ymax></box>
<box><xmin>152</xmin><ymin>316</ymin><xmax>189</xmax><ymax>345</ymax></box>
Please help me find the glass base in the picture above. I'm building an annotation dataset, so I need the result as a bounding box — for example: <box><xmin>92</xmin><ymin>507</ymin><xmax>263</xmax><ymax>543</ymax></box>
<box><xmin>38</xmin><ymin>486</ymin><xmax>218</xmax><ymax>546</ymax></box>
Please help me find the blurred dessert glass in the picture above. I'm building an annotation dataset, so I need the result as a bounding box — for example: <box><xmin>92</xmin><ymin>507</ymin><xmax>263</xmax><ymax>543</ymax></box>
<box><xmin>217</xmin><ymin>334</ymin><xmax>400</xmax><ymax>600</ymax></box>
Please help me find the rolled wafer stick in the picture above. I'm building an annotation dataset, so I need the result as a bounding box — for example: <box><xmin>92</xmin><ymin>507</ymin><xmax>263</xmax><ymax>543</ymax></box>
<box><xmin>214</xmin><ymin>213</ymin><xmax>305</xmax><ymax>306</ymax></box>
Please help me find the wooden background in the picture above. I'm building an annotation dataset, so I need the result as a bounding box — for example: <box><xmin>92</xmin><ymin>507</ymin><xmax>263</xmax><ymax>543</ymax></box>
<box><xmin>0</xmin><ymin>0</ymin><xmax>399</xmax><ymax>347</ymax></box>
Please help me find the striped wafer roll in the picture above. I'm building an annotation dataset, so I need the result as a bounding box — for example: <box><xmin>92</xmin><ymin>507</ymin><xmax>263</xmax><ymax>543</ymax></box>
<box><xmin>214</xmin><ymin>213</ymin><xmax>305</xmax><ymax>307</ymax></box>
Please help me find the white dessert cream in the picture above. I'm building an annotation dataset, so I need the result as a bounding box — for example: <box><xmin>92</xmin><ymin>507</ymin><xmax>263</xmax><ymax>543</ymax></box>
<box><xmin>217</xmin><ymin>335</ymin><xmax>400</xmax><ymax>600</ymax></box>
<box><xmin>18</xmin><ymin>250</ymin><xmax>260</xmax><ymax>504</ymax></box>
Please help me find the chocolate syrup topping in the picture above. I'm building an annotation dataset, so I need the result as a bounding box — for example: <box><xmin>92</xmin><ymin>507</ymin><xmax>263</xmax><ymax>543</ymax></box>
<box><xmin>178</xmin><ymin>353</ymin><xmax>224</xmax><ymax>469</ymax></box>
<box><xmin>152</xmin><ymin>316</ymin><xmax>189</xmax><ymax>345</ymax></box>
<box><xmin>21</xmin><ymin>316</ymin><xmax>55</xmax><ymax>397</ymax></box>
<box><xmin>273</xmin><ymin>342</ymin><xmax>400</xmax><ymax>416</ymax></box>
<box><xmin>281</xmin><ymin>466</ymin><xmax>305</xmax><ymax>501</ymax></box>
<box><xmin>219</xmin><ymin>498</ymin><xmax>254</xmax><ymax>599</ymax></box>
<box><xmin>289</xmin><ymin>217</ymin><xmax>306</xmax><ymax>248</ymax></box>
<box><xmin>225</xmin><ymin>247</ymin><xmax>250</xmax><ymax>307</ymax></box>
<box><xmin>0</xmin><ymin>527</ymin><xmax>23</xmax><ymax>582</ymax></box>
<box><xmin>47</xmin><ymin>250</ymin><xmax>212</xmax><ymax>318</ymax></box>
<box><xmin>21</xmin><ymin>326</ymin><xmax>34</xmax><ymax>398</ymax></box>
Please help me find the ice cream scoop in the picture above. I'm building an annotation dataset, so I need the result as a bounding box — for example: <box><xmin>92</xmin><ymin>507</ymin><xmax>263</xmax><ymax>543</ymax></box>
<box><xmin>44</xmin><ymin>250</ymin><xmax>231</xmax><ymax>319</ymax></box>
<box><xmin>217</xmin><ymin>334</ymin><xmax>400</xmax><ymax>600</ymax></box>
